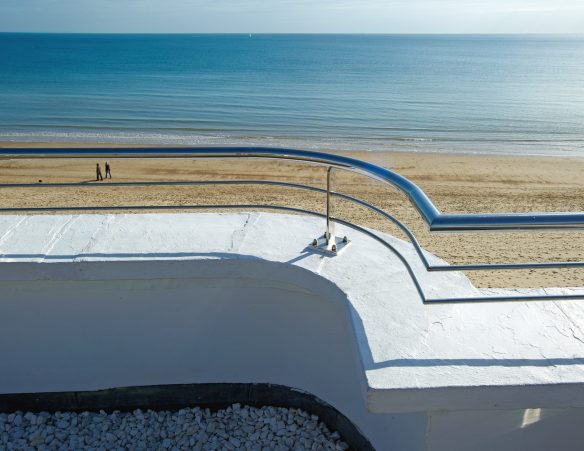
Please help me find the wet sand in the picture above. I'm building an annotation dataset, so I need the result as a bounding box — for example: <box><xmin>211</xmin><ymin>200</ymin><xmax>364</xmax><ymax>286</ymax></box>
<box><xmin>1</xmin><ymin>141</ymin><xmax>583</xmax><ymax>289</ymax></box>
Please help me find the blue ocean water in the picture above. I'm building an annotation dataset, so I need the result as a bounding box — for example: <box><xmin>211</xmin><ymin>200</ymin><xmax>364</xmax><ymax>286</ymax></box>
<box><xmin>0</xmin><ymin>33</ymin><xmax>583</xmax><ymax>156</ymax></box>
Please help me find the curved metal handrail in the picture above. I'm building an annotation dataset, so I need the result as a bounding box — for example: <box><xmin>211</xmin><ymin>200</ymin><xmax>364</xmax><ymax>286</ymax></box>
<box><xmin>2</xmin><ymin>178</ymin><xmax>583</xmax><ymax>272</ymax></box>
<box><xmin>3</xmin><ymin>146</ymin><xmax>584</xmax><ymax>232</ymax></box>
<box><xmin>1</xmin><ymin>145</ymin><xmax>583</xmax><ymax>303</ymax></box>
<box><xmin>0</xmin><ymin>198</ymin><xmax>581</xmax><ymax>304</ymax></box>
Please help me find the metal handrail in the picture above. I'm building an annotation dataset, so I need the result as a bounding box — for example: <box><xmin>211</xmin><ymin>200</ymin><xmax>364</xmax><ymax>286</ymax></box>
<box><xmin>3</xmin><ymin>146</ymin><xmax>584</xmax><ymax>232</ymax></box>
<box><xmin>0</xmin><ymin>146</ymin><xmax>583</xmax><ymax>304</ymax></box>
<box><xmin>4</xmin><ymin>178</ymin><xmax>583</xmax><ymax>271</ymax></box>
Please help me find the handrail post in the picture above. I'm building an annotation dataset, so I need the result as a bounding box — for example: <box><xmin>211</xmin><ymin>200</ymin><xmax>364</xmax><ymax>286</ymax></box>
<box><xmin>326</xmin><ymin>167</ymin><xmax>336</xmax><ymax>248</ymax></box>
<box><xmin>310</xmin><ymin>166</ymin><xmax>349</xmax><ymax>255</ymax></box>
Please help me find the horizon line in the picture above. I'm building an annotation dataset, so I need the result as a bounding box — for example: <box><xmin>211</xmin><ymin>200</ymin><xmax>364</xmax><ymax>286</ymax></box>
<box><xmin>1</xmin><ymin>31</ymin><xmax>583</xmax><ymax>36</ymax></box>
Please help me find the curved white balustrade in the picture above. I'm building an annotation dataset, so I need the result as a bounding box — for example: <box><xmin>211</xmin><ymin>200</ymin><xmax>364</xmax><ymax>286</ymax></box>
<box><xmin>1</xmin><ymin>212</ymin><xmax>584</xmax><ymax>450</ymax></box>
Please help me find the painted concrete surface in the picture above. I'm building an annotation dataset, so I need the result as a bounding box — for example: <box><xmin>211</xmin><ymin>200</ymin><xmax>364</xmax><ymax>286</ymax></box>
<box><xmin>0</xmin><ymin>272</ymin><xmax>429</xmax><ymax>450</ymax></box>
<box><xmin>1</xmin><ymin>212</ymin><xmax>584</xmax><ymax>419</ymax></box>
<box><xmin>426</xmin><ymin>407</ymin><xmax>584</xmax><ymax>451</ymax></box>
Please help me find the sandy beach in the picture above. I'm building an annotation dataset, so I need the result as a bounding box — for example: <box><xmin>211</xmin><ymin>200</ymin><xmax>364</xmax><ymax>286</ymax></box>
<box><xmin>1</xmin><ymin>141</ymin><xmax>583</xmax><ymax>289</ymax></box>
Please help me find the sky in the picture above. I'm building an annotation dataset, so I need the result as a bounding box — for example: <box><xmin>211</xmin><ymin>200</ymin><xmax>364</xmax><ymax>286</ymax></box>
<box><xmin>0</xmin><ymin>0</ymin><xmax>583</xmax><ymax>34</ymax></box>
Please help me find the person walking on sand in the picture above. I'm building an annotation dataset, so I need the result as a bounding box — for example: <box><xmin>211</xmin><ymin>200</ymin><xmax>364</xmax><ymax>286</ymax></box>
<box><xmin>96</xmin><ymin>163</ymin><xmax>103</xmax><ymax>181</ymax></box>
<box><xmin>105</xmin><ymin>161</ymin><xmax>112</xmax><ymax>179</ymax></box>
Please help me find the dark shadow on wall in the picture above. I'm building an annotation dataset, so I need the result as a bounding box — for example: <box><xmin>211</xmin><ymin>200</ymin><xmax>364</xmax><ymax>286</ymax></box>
<box><xmin>3</xmin><ymin>251</ymin><xmax>580</xmax><ymax>374</ymax></box>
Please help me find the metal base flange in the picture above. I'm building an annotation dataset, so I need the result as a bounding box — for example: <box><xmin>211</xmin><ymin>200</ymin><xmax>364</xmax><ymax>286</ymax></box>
<box><xmin>309</xmin><ymin>234</ymin><xmax>350</xmax><ymax>256</ymax></box>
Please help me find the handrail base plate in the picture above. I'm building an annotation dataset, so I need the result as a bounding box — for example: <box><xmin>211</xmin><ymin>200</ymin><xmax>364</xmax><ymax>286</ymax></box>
<box><xmin>310</xmin><ymin>234</ymin><xmax>350</xmax><ymax>256</ymax></box>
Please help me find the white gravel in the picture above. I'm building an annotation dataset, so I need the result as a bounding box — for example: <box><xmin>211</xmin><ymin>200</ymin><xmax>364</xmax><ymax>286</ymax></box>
<box><xmin>0</xmin><ymin>404</ymin><xmax>350</xmax><ymax>450</ymax></box>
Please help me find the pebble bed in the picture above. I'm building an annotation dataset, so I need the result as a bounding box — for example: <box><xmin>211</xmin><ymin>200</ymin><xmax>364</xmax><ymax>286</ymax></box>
<box><xmin>0</xmin><ymin>404</ymin><xmax>350</xmax><ymax>450</ymax></box>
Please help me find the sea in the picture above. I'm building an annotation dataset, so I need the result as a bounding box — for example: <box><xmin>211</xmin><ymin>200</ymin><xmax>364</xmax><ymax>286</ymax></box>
<box><xmin>0</xmin><ymin>33</ymin><xmax>583</xmax><ymax>156</ymax></box>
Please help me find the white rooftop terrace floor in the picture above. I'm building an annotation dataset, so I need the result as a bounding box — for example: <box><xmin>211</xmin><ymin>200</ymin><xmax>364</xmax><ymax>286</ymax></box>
<box><xmin>1</xmin><ymin>212</ymin><xmax>584</xmax><ymax>414</ymax></box>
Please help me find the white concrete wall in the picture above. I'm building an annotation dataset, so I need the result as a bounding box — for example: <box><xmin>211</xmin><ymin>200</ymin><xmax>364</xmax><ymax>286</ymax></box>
<box><xmin>5</xmin><ymin>260</ymin><xmax>584</xmax><ymax>450</ymax></box>
<box><xmin>428</xmin><ymin>408</ymin><xmax>584</xmax><ymax>451</ymax></box>
<box><xmin>2</xmin><ymin>213</ymin><xmax>584</xmax><ymax>450</ymax></box>
<box><xmin>0</xmin><ymin>260</ymin><xmax>425</xmax><ymax>450</ymax></box>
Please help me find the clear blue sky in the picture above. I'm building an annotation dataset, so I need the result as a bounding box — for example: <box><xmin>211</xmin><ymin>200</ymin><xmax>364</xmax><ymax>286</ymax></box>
<box><xmin>1</xmin><ymin>0</ymin><xmax>583</xmax><ymax>34</ymax></box>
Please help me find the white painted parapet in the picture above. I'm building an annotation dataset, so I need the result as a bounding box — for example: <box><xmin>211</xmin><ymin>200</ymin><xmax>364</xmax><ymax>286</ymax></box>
<box><xmin>1</xmin><ymin>212</ymin><xmax>584</xmax><ymax>450</ymax></box>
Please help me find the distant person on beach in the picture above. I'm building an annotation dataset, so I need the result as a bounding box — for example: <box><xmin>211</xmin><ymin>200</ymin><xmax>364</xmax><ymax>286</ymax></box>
<box><xmin>105</xmin><ymin>161</ymin><xmax>112</xmax><ymax>179</ymax></box>
<box><xmin>96</xmin><ymin>163</ymin><xmax>103</xmax><ymax>181</ymax></box>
